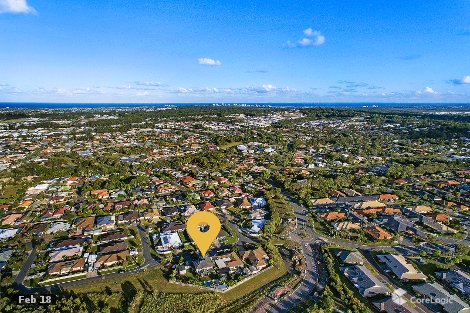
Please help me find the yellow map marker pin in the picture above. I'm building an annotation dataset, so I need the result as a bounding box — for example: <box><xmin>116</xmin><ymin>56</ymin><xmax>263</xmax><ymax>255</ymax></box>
<box><xmin>186</xmin><ymin>211</ymin><xmax>221</xmax><ymax>256</ymax></box>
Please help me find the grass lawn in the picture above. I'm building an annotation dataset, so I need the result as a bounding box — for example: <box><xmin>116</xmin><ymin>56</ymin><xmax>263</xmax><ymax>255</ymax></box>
<box><xmin>221</xmin><ymin>258</ymin><xmax>288</xmax><ymax>302</ymax></box>
<box><xmin>414</xmin><ymin>259</ymin><xmax>449</xmax><ymax>277</ymax></box>
<box><xmin>67</xmin><ymin>250</ymin><xmax>288</xmax><ymax>308</ymax></box>
<box><xmin>219</xmin><ymin>142</ymin><xmax>242</xmax><ymax>150</ymax></box>
<box><xmin>41</xmin><ymin>273</ymin><xmax>88</xmax><ymax>285</ymax></box>
<box><xmin>67</xmin><ymin>266</ymin><xmax>204</xmax><ymax>294</ymax></box>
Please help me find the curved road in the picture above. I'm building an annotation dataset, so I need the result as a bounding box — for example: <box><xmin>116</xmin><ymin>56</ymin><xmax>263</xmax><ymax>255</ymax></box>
<box><xmin>253</xmin><ymin>194</ymin><xmax>326</xmax><ymax>313</ymax></box>
<box><xmin>13</xmin><ymin>224</ymin><xmax>157</xmax><ymax>294</ymax></box>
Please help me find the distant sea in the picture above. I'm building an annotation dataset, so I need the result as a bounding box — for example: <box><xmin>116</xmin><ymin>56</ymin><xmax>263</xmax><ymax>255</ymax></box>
<box><xmin>0</xmin><ymin>102</ymin><xmax>470</xmax><ymax>109</ymax></box>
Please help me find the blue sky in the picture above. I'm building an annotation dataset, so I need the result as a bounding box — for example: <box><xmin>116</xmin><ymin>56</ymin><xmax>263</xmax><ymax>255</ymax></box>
<box><xmin>1</xmin><ymin>0</ymin><xmax>470</xmax><ymax>103</ymax></box>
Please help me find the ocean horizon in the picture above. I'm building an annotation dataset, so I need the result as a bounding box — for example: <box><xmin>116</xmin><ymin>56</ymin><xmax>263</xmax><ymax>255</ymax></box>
<box><xmin>1</xmin><ymin>102</ymin><xmax>470</xmax><ymax>109</ymax></box>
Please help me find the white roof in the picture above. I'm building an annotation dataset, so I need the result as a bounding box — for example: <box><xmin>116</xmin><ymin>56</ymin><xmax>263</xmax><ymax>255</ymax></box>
<box><xmin>378</xmin><ymin>254</ymin><xmax>427</xmax><ymax>280</ymax></box>
<box><xmin>49</xmin><ymin>246</ymin><xmax>83</xmax><ymax>262</ymax></box>
<box><xmin>46</xmin><ymin>221</ymin><xmax>71</xmax><ymax>234</ymax></box>
<box><xmin>159</xmin><ymin>231</ymin><xmax>182</xmax><ymax>249</ymax></box>
<box><xmin>0</xmin><ymin>228</ymin><xmax>19</xmax><ymax>240</ymax></box>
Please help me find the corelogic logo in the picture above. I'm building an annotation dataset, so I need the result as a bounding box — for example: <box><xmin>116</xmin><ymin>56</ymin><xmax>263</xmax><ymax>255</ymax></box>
<box><xmin>392</xmin><ymin>287</ymin><xmax>458</xmax><ymax>306</ymax></box>
<box><xmin>392</xmin><ymin>288</ymin><xmax>408</xmax><ymax>306</ymax></box>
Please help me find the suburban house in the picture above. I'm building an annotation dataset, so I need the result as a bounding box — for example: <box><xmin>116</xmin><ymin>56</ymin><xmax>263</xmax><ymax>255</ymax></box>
<box><xmin>337</xmin><ymin>250</ymin><xmax>364</xmax><ymax>265</ymax></box>
<box><xmin>334</xmin><ymin>221</ymin><xmax>361</xmax><ymax>231</ymax></box>
<box><xmin>320</xmin><ymin>211</ymin><xmax>346</xmax><ymax>221</ymax></box>
<box><xmin>74</xmin><ymin>216</ymin><xmax>95</xmax><ymax>235</ymax></box>
<box><xmin>436</xmin><ymin>270</ymin><xmax>470</xmax><ymax>296</ymax></box>
<box><xmin>50</xmin><ymin>237</ymin><xmax>87</xmax><ymax>250</ymax></box>
<box><xmin>99</xmin><ymin>241</ymin><xmax>129</xmax><ymax>254</ymax></box>
<box><xmin>412</xmin><ymin>282</ymin><xmax>470</xmax><ymax>313</ymax></box>
<box><xmin>48</xmin><ymin>257</ymin><xmax>86</xmax><ymax>276</ymax></box>
<box><xmin>90</xmin><ymin>189</ymin><xmax>109</xmax><ymax>199</ymax></box>
<box><xmin>201</xmin><ymin>190</ymin><xmax>215</xmax><ymax>198</ymax></box>
<box><xmin>237</xmin><ymin>197</ymin><xmax>252</xmax><ymax>209</ymax></box>
<box><xmin>249</xmin><ymin>197</ymin><xmax>267</xmax><ymax>208</ymax></box>
<box><xmin>216</xmin><ymin>199</ymin><xmax>232</xmax><ymax>209</ymax></box>
<box><xmin>214</xmin><ymin>252</ymin><xmax>244</xmax><ymax>275</ymax></box>
<box><xmin>156</xmin><ymin>231</ymin><xmax>183</xmax><ymax>252</ymax></box>
<box><xmin>117</xmin><ymin>210</ymin><xmax>140</xmax><ymax>224</ymax></box>
<box><xmin>95</xmin><ymin>250</ymin><xmax>130</xmax><ymax>268</ymax></box>
<box><xmin>372</xmin><ymin>297</ymin><xmax>419</xmax><ymax>313</ymax></box>
<box><xmin>141</xmin><ymin>208</ymin><xmax>160</xmax><ymax>221</ymax></box>
<box><xmin>412</xmin><ymin>205</ymin><xmax>433</xmax><ymax>213</ymax></box>
<box><xmin>377</xmin><ymin>254</ymin><xmax>427</xmax><ymax>281</ymax></box>
<box><xmin>49</xmin><ymin>246</ymin><xmax>83</xmax><ymax>262</ymax></box>
<box><xmin>1</xmin><ymin>213</ymin><xmax>23</xmax><ymax>226</ymax></box>
<box><xmin>199</xmin><ymin>201</ymin><xmax>215</xmax><ymax>211</ymax></box>
<box><xmin>28</xmin><ymin>223</ymin><xmax>48</xmax><ymax>237</ymax></box>
<box><xmin>240</xmin><ymin>247</ymin><xmax>269</xmax><ymax>271</ymax></box>
<box><xmin>0</xmin><ymin>228</ymin><xmax>19</xmax><ymax>240</ymax></box>
<box><xmin>52</xmin><ymin>207</ymin><xmax>69</xmax><ymax>218</ymax></box>
<box><xmin>383</xmin><ymin>215</ymin><xmax>428</xmax><ymax>238</ymax></box>
<box><xmin>195</xmin><ymin>256</ymin><xmax>214</xmax><ymax>276</ymax></box>
<box><xmin>342</xmin><ymin>265</ymin><xmax>390</xmax><ymax>297</ymax></box>
<box><xmin>96</xmin><ymin>215</ymin><xmax>116</xmax><ymax>231</ymax></box>
<box><xmin>0</xmin><ymin>248</ymin><xmax>13</xmax><ymax>270</ymax></box>
<box><xmin>365</xmin><ymin>226</ymin><xmax>393</xmax><ymax>240</ymax></box>
<box><xmin>46</xmin><ymin>221</ymin><xmax>71</xmax><ymax>234</ymax></box>
<box><xmin>163</xmin><ymin>221</ymin><xmax>186</xmax><ymax>232</ymax></box>
<box><xmin>98</xmin><ymin>231</ymin><xmax>132</xmax><ymax>244</ymax></box>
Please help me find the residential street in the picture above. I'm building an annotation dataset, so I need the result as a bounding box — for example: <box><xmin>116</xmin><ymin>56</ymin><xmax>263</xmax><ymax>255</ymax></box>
<box><xmin>252</xmin><ymin>195</ymin><xmax>325</xmax><ymax>313</ymax></box>
<box><xmin>12</xmin><ymin>241</ymin><xmax>37</xmax><ymax>294</ymax></box>
<box><xmin>13</xmin><ymin>225</ymin><xmax>158</xmax><ymax>294</ymax></box>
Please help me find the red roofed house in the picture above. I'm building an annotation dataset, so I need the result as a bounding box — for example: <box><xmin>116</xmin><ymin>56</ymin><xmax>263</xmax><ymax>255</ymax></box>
<box><xmin>428</xmin><ymin>213</ymin><xmax>449</xmax><ymax>223</ymax></box>
<box><xmin>181</xmin><ymin>176</ymin><xmax>195</xmax><ymax>184</ymax></box>
<box><xmin>53</xmin><ymin>207</ymin><xmax>69</xmax><ymax>218</ymax></box>
<box><xmin>365</xmin><ymin>226</ymin><xmax>393</xmax><ymax>240</ymax></box>
<box><xmin>229</xmin><ymin>186</ymin><xmax>243</xmax><ymax>194</ymax></box>
<box><xmin>383</xmin><ymin>208</ymin><xmax>402</xmax><ymax>215</ymax></box>
<box><xmin>320</xmin><ymin>211</ymin><xmax>346</xmax><ymax>221</ymax></box>
<box><xmin>379</xmin><ymin>194</ymin><xmax>399</xmax><ymax>202</ymax></box>
<box><xmin>90</xmin><ymin>189</ymin><xmax>109</xmax><ymax>199</ymax></box>
<box><xmin>202</xmin><ymin>190</ymin><xmax>215</xmax><ymax>198</ymax></box>
<box><xmin>199</xmin><ymin>202</ymin><xmax>215</xmax><ymax>211</ymax></box>
<box><xmin>216</xmin><ymin>177</ymin><xmax>228</xmax><ymax>184</ymax></box>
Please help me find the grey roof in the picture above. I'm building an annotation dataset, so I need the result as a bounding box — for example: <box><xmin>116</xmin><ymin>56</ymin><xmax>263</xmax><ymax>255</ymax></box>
<box><xmin>436</xmin><ymin>270</ymin><xmax>470</xmax><ymax>296</ymax></box>
<box><xmin>377</xmin><ymin>254</ymin><xmax>427</xmax><ymax>281</ymax></box>
<box><xmin>412</xmin><ymin>282</ymin><xmax>470</xmax><ymax>313</ymax></box>
<box><xmin>335</xmin><ymin>195</ymin><xmax>379</xmax><ymax>203</ymax></box>
<box><xmin>342</xmin><ymin>265</ymin><xmax>390</xmax><ymax>297</ymax></box>
<box><xmin>96</xmin><ymin>215</ymin><xmax>114</xmax><ymax>225</ymax></box>
<box><xmin>196</xmin><ymin>256</ymin><xmax>213</xmax><ymax>271</ymax></box>
<box><xmin>337</xmin><ymin>250</ymin><xmax>364</xmax><ymax>265</ymax></box>
<box><xmin>372</xmin><ymin>297</ymin><xmax>419</xmax><ymax>313</ymax></box>
<box><xmin>0</xmin><ymin>248</ymin><xmax>13</xmax><ymax>262</ymax></box>
<box><xmin>384</xmin><ymin>216</ymin><xmax>428</xmax><ymax>238</ymax></box>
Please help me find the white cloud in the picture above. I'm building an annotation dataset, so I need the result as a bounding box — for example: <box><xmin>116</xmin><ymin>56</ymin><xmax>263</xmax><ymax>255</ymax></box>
<box><xmin>448</xmin><ymin>75</ymin><xmax>470</xmax><ymax>85</ymax></box>
<box><xmin>262</xmin><ymin>84</ymin><xmax>276</xmax><ymax>92</ymax></box>
<box><xmin>135</xmin><ymin>81</ymin><xmax>162</xmax><ymax>87</ymax></box>
<box><xmin>0</xmin><ymin>0</ymin><xmax>36</xmax><ymax>14</ymax></box>
<box><xmin>286</xmin><ymin>28</ymin><xmax>325</xmax><ymax>48</ymax></box>
<box><xmin>415</xmin><ymin>86</ymin><xmax>438</xmax><ymax>96</ymax></box>
<box><xmin>423</xmin><ymin>86</ymin><xmax>437</xmax><ymax>94</ymax></box>
<box><xmin>303</xmin><ymin>28</ymin><xmax>314</xmax><ymax>36</ymax></box>
<box><xmin>198</xmin><ymin>58</ymin><xmax>221</xmax><ymax>66</ymax></box>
